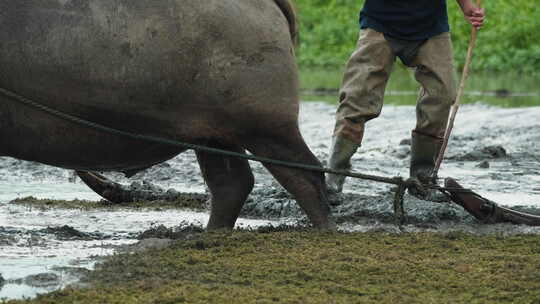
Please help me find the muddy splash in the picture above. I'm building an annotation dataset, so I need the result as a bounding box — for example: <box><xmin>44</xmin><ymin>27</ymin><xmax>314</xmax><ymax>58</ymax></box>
<box><xmin>1</xmin><ymin>102</ymin><xmax>540</xmax><ymax>299</ymax></box>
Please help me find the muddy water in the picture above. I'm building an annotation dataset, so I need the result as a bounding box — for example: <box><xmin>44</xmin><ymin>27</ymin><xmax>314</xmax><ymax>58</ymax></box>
<box><xmin>1</xmin><ymin>102</ymin><xmax>540</xmax><ymax>299</ymax></box>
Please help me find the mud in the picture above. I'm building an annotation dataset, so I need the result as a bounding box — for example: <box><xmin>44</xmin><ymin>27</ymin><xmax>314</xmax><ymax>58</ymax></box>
<box><xmin>137</xmin><ymin>223</ymin><xmax>204</xmax><ymax>240</ymax></box>
<box><xmin>96</xmin><ymin>179</ymin><xmax>196</xmax><ymax>203</ymax></box>
<box><xmin>40</xmin><ymin>225</ymin><xmax>107</xmax><ymax>241</ymax></box>
<box><xmin>2</xmin><ymin>103</ymin><xmax>540</xmax><ymax>229</ymax></box>
<box><xmin>1</xmin><ymin>102</ymin><xmax>540</xmax><ymax>299</ymax></box>
<box><xmin>451</xmin><ymin>145</ymin><xmax>507</xmax><ymax>161</ymax></box>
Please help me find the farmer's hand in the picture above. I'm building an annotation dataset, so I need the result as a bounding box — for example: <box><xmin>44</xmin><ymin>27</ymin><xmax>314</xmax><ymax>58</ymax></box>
<box><xmin>460</xmin><ymin>1</ymin><xmax>485</xmax><ymax>29</ymax></box>
<box><xmin>465</xmin><ymin>7</ymin><xmax>485</xmax><ymax>29</ymax></box>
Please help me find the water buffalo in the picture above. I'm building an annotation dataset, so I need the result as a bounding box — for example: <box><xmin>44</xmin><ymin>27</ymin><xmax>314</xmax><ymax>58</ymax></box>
<box><xmin>0</xmin><ymin>0</ymin><xmax>334</xmax><ymax>229</ymax></box>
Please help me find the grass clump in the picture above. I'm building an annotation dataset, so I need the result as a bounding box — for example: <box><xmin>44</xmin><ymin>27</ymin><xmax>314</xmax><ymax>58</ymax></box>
<box><xmin>9</xmin><ymin>195</ymin><xmax>208</xmax><ymax>211</ymax></box>
<box><xmin>7</xmin><ymin>230</ymin><xmax>540</xmax><ymax>304</ymax></box>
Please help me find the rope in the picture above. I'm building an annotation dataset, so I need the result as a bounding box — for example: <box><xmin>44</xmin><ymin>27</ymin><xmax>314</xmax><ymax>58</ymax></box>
<box><xmin>0</xmin><ymin>86</ymin><xmax>473</xmax><ymax>194</ymax></box>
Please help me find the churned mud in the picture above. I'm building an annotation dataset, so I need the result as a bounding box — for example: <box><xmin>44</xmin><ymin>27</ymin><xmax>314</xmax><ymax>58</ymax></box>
<box><xmin>1</xmin><ymin>103</ymin><xmax>540</xmax><ymax>300</ymax></box>
<box><xmin>60</xmin><ymin>102</ymin><xmax>538</xmax><ymax>232</ymax></box>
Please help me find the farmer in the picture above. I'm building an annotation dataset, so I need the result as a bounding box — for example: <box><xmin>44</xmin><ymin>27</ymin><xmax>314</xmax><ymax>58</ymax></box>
<box><xmin>326</xmin><ymin>0</ymin><xmax>485</xmax><ymax>197</ymax></box>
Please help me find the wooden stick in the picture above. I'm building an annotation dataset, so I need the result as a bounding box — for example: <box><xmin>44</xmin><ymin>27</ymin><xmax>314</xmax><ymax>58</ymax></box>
<box><xmin>433</xmin><ymin>0</ymin><xmax>482</xmax><ymax>178</ymax></box>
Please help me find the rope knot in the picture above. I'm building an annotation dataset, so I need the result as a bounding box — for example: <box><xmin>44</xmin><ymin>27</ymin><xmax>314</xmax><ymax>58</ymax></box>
<box><xmin>405</xmin><ymin>177</ymin><xmax>428</xmax><ymax>198</ymax></box>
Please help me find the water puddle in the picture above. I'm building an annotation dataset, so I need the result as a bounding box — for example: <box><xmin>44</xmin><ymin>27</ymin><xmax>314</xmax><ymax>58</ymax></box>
<box><xmin>0</xmin><ymin>183</ymin><xmax>283</xmax><ymax>300</ymax></box>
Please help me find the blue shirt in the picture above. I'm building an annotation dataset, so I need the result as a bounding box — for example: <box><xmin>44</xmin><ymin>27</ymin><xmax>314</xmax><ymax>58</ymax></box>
<box><xmin>360</xmin><ymin>0</ymin><xmax>450</xmax><ymax>41</ymax></box>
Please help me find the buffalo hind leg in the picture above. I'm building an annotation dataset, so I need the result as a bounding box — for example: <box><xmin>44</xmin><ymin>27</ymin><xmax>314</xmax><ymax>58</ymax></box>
<box><xmin>196</xmin><ymin>143</ymin><xmax>254</xmax><ymax>230</ymax></box>
<box><xmin>244</xmin><ymin>130</ymin><xmax>334</xmax><ymax>230</ymax></box>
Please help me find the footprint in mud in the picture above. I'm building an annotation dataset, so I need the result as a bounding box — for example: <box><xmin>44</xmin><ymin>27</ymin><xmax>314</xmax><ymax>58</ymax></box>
<box><xmin>0</xmin><ymin>230</ymin><xmax>18</xmax><ymax>246</ymax></box>
<box><xmin>23</xmin><ymin>273</ymin><xmax>61</xmax><ymax>288</ymax></box>
<box><xmin>40</xmin><ymin>225</ymin><xmax>106</xmax><ymax>241</ymax></box>
<box><xmin>452</xmin><ymin>145</ymin><xmax>507</xmax><ymax>161</ymax></box>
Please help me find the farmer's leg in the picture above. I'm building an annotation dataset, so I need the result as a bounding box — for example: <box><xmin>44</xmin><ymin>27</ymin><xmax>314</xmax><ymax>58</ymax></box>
<box><xmin>327</xmin><ymin>29</ymin><xmax>395</xmax><ymax>193</ymax></box>
<box><xmin>410</xmin><ymin>32</ymin><xmax>457</xmax><ymax>184</ymax></box>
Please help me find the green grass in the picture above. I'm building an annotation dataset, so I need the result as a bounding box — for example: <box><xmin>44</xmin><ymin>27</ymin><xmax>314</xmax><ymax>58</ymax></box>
<box><xmin>8</xmin><ymin>230</ymin><xmax>540</xmax><ymax>304</ymax></box>
<box><xmin>295</xmin><ymin>2</ymin><xmax>540</xmax><ymax>106</ymax></box>
<box><xmin>294</xmin><ymin>0</ymin><xmax>540</xmax><ymax>75</ymax></box>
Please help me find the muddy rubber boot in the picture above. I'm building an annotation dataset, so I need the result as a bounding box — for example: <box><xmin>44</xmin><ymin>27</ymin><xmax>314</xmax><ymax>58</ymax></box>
<box><xmin>326</xmin><ymin>136</ymin><xmax>360</xmax><ymax>194</ymax></box>
<box><xmin>409</xmin><ymin>132</ymin><xmax>448</xmax><ymax>202</ymax></box>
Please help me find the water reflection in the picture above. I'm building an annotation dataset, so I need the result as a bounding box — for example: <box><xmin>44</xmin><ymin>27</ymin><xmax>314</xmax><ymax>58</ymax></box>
<box><xmin>299</xmin><ymin>67</ymin><xmax>540</xmax><ymax>107</ymax></box>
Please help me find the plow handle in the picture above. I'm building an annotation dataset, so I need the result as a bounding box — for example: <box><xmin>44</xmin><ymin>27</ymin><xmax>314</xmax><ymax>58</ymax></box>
<box><xmin>433</xmin><ymin>0</ymin><xmax>483</xmax><ymax>178</ymax></box>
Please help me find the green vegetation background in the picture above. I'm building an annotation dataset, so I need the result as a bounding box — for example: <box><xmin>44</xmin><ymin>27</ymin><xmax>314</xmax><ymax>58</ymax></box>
<box><xmin>295</xmin><ymin>0</ymin><xmax>540</xmax><ymax>74</ymax></box>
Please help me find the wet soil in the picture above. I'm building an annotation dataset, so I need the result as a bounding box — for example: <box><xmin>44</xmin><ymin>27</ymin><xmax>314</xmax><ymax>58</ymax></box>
<box><xmin>2</xmin><ymin>103</ymin><xmax>540</xmax><ymax>231</ymax></box>
<box><xmin>1</xmin><ymin>102</ymin><xmax>540</xmax><ymax>299</ymax></box>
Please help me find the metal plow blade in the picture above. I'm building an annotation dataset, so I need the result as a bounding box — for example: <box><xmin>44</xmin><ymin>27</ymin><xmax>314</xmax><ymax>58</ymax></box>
<box><xmin>444</xmin><ymin>177</ymin><xmax>540</xmax><ymax>226</ymax></box>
